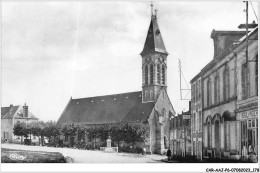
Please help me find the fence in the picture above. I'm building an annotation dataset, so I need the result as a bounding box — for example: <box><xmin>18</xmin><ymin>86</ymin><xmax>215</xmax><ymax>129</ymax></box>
<box><xmin>100</xmin><ymin>147</ymin><xmax>118</xmax><ymax>153</ymax></box>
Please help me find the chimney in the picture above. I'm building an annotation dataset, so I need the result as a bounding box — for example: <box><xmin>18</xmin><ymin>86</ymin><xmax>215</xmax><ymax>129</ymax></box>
<box><xmin>210</xmin><ymin>30</ymin><xmax>246</xmax><ymax>58</ymax></box>
<box><xmin>23</xmin><ymin>103</ymin><xmax>28</xmax><ymax>117</ymax></box>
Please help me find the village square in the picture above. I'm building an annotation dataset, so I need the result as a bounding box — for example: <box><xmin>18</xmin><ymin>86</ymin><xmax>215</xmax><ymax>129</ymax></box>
<box><xmin>1</xmin><ymin>1</ymin><xmax>259</xmax><ymax>171</ymax></box>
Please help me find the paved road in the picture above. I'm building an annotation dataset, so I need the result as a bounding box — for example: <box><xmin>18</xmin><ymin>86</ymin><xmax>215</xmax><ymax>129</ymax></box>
<box><xmin>1</xmin><ymin>144</ymin><xmax>166</xmax><ymax>163</ymax></box>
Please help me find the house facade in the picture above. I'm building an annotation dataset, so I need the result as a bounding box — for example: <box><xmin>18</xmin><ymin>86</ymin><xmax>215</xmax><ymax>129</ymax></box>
<box><xmin>171</xmin><ymin>103</ymin><xmax>191</xmax><ymax>157</ymax></box>
<box><xmin>1</xmin><ymin>104</ymin><xmax>39</xmax><ymax>143</ymax></box>
<box><xmin>57</xmin><ymin>10</ymin><xmax>175</xmax><ymax>154</ymax></box>
<box><xmin>190</xmin><ymin>75</ymin><xmax>203</xmax><ymax>160</ymax></box>
<box><xmin>190</xmin><ymin>26</ymin><xmax>258</xmax><ymax>160</ymax></box>
<box><xmin>235</xmin><ymin>27</ymin><xmax>258</xmax><ymax>159</ymax></box>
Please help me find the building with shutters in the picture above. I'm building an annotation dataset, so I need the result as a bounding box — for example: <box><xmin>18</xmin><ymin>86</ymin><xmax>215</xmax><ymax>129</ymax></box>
<box><xmin>190</xmin><ymin>75</ymin><xmax>203</xmax><ymax>160</ymax></box>
<box><xmin>235</xmin><ymin>27</ymin><xmax>258</xmax><ymax>159</ymax></box>
<box><xmin>190</xmin><ymin>26</ymin><xmax>258</xmax><ymax>160</ymax></box>
<box><xmin>1</xmin><ymin>103</ymin><xmax>39</xmax><ymax>143</ymax></box>
<box><xmin>171</xmin><ymin>102</ymin><xmax>191</xmax><ymax>157</ymax></box>
<box><xmin>57</xmin><ymin>8</ymin><xmax>175</xmax><ymax>154</ymax></box>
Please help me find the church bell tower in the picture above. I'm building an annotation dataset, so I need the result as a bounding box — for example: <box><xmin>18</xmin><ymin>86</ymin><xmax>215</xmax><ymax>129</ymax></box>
<box><xmin>141</xmin><ymin>4</ymin><xmax>168</xmax><ymax>103</ymax></box>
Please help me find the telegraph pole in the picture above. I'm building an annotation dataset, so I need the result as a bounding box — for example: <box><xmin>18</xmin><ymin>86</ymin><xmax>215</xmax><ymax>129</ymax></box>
<box><xmin>179</xmin><ymin>59</ymin><xmax>182</xmax><ymax>100</ymax></box>
<box><xmin>246</xmin><ymin>1</ymin><xmax>249</xmax><ymax>66</ymax></box>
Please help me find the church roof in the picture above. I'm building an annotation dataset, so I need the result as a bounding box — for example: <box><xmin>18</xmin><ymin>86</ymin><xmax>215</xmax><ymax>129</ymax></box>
<box><xmin>141</xmin><ymin>15</ymin><xmax>168</xmax><ymax>55</ymax></box>
<box><xmin>57</xmin><ymin>91</ymin><xmax>155</xmax><ymax>125</ymax></box>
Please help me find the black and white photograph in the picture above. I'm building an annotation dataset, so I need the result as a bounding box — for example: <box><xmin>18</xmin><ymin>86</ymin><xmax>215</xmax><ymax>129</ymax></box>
<box><xmin>1</xmin><ymin>0</ymin><xmax>259</xmax><ymax>172</ymax></box>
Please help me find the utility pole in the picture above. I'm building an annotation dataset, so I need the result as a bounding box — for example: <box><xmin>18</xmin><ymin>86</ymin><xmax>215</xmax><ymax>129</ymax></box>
<box><xmin>179</xmin><ymin>59</ymin><xmax>182</xmax><ymax>100</ymax></box>
<box><xmin>179</xmin><ymin>59</ymin><xmax>191</xmax><ymax>100</ymax></box>
<box><xmin>246</xmin><ymin>1</ymin><xmax>249</xmax><ymax>66</ymax></box>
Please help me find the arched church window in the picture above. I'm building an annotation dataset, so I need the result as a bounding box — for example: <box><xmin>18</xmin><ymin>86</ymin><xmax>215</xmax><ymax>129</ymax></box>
<box><xmin>162</xmin><ymin>65</ymin><xmax>165</xmax><ymax>85</ymax></box>
<box><xmin>145</xmin><ymin>91</ymin><xmax>148</xmax><ymax>98</ymax></box>
<box><xmin>150</xmin><ymin>90</ymin><xmax>153</xmax><ymax>99</ymax></box>
<box><xmin>157</xmin><ymin>64</ymin><xmax>161</xmax><ymax>84</ymax></box>
<box><xmin>145</xmin><ymin>65</ymin><xmax>148</xmax><ymax>85</ymax></box>
<box><xmin>150</xmin><ymin>64</ymin><xmax>154</xmax><ymax>84</ymax></box>
<box><xmin>162</xmin><ymin>108</ymin><xmax>166</xmax><ymax>120</ymax></box>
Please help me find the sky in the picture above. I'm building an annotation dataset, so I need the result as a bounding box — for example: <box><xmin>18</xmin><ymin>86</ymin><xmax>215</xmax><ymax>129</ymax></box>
<box><xmin>1</xmin><ymin>1</ymin><xmax>259</xmax><ymax>122</ymax></box>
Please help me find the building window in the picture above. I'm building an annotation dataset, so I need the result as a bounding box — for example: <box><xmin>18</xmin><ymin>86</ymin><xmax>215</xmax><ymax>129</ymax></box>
<box><xmin>224</xmin><ymin>122</ymin><xmax>230</xmax><ymax>150</ymax></box>
<box><xmin>214</xmin><ymin>74</ymin><xmax>220</xmax><ymax>104</ymax></box>
<box><xmin>242</xmin><ymin>63</ymin><xmax>249</xmax><ymax>99</ymax></box>
<box><xmin>255</xmin><ymin>55</ymin><xmax>258</xmax><ymax>96</ymax></box>
<box><xmin>207</xmin><ymin>122</ymin><xmax>211</xmax><ymax>148</ymax></box>
<box><xmin>199</xmin><ymin>111</ymin><xmax>202</xmax><ymax>131</ymax></box>
<box><xmin>162</xmin><ymin>108</ymin><xmax>166</xmax><ymax>117</ymax></box>
<box><xmin>145</xmin><ymin>65</ymin><xmax>148</xmax><ymax>85</ymax></box>
<box><xmin>207</xmin><ymin>78</ymin><xmax>212</xmax><ymax>107</ymax></box>
<box><xmin>198</xmin><ymin>80</ymin><xmax>201</xmax><ymax>100</ymax></box>
<box><xmin>223</xmin><ymin>66</ymin><xmax>230</xmax><ymax>101</ymax></box>
<box><xmin>162</xmin><ymin>65</ymin><xmax>165</xmax><ymax>85</ymax></box>
<box><xmin>157</xmin><ymin>64</ymin><xmax>161</xmax><ymax>84</ymax></box>
<box><xmin>193</xmin><ymin>113</ymin><xmax>196</xmax><ymax>131</ymax></box>
<box><xmin>150</xmin><ymin>64</ymin><xmax>154</xmax><ymax>84</ymax></box>
<box><xmin>196</xmin><ymin>81</ymin><xmax>198</xmax><ymax>102</ymax></box>
<box><xmin>248</xmin><ymin>120</ymin><xmax>252</xmax><ymax>128</ymax></box>
<box><xmin>192</xmin><ymin>84</ymin><xmax>196</xmax><ymax>103</ymax></box>
<box><xmin>252</xmin><ymin>119</ymin><xmax>255</xmax><ymax>127</ymax></box>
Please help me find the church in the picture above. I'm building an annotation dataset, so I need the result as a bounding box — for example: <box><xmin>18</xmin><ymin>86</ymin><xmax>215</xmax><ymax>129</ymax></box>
<box><xmin>57</xmin><ymin>7</ymin><xmax>175</xmax><ymax>154</ymax></box>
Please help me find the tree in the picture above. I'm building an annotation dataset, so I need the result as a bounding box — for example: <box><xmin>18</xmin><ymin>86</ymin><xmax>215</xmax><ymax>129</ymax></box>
<box><xmin>13</xmin><ymin>122</ymin><xmax>27</xmax><ymax>144</ymax></box>
<box><xmin>86</xmin><ymin>125</ymin><xmax>99</xmax><ymax>149</ymax></box>
<box><xmin>110</xmin><ymin>122</ymin><xmax>124</xmax><ymax>147</ymax></box>
<box><xmin>98</xmin><ymin>124</ymin><xmax>111</xmax><ymax>144</ymax></box>
<box><xmin>121</xmin><ymin>121</ymin><xmax>149</xmax><ymax>148</ymax></box>
<box><xmin>76</xmin><ymin>123</ymin><xmax>86</xmax><ymax>142</ymax></box>
<box><xmin>29</xmin><ymin>121</ymin><xmax>45</xmax><ymax>145</ymax></box>
<box><xmin>60</xmin><ymin>122</ymin><xmax>78</xmax><ymax>147</ymax></box>
<box><xmin>43</xmin><ymin>121</ymin><xmax>60</xmax><ymax>144</ymax></box>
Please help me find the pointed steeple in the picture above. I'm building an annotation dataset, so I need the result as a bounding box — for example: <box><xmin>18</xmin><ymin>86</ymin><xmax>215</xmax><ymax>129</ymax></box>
<box><xmin>141</xmin><ymin>9</ymin><xmax>168</xmax><ymax>56</ymax></box>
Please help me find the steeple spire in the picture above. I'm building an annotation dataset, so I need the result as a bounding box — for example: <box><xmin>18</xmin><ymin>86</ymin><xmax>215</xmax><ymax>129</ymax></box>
<box><xmin>140</xmin><ymin>4</ymin><xmax>168</xmax><ymax>56</ymax></box>
<box><xmin>141</xmin><ymin>3</ymin><xmax>169</xmax><ymax>103</ymax></box>
<box><xmin>151</xmin><ymin>1</ymin><xmax>154</xmax><ymax>17</ymax></box>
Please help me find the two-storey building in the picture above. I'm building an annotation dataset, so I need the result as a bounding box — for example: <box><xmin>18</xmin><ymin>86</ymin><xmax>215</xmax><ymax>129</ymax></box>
<box><xmin>190</xmin><ymin>75</ymin><xmax>203</xmax><ymax>160</ymax></box>
<box><xmin>190</xmin><ymin>25</ymin><xmax>258</xmax><ymax>160</ymax></box>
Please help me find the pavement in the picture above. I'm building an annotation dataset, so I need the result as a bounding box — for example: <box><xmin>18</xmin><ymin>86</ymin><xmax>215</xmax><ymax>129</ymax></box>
<box><xmin>1</xmin><ymin>143</ymin><xmax>167</xmax><ymax>163</ymax></box>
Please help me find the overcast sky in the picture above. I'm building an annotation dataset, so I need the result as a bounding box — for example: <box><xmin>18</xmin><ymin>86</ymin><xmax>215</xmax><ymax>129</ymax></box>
<box><xmin>2</xmin><ymin>1</ymin><xmax>258</xmax><ymax>122</ymax></box>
